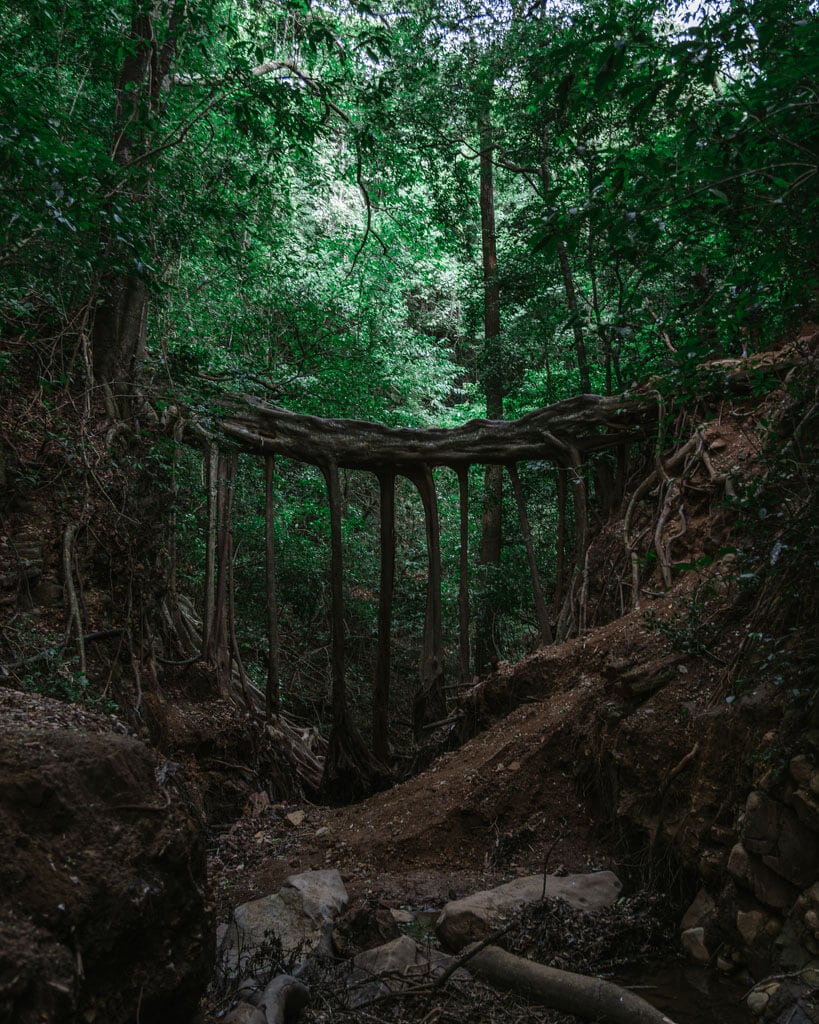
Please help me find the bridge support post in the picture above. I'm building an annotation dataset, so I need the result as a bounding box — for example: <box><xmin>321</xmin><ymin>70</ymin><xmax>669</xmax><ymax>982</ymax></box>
<box><xmin>456</xmin><ymin>466</ymin><xmax>471</xmax><ymax>686</ymax></box>
<box><xmin>408</xmin><ymin>465</ymin><xmax>447</xmax><ymax>737</ymax></box>
<box><xmin>373</xmin><ymin>471</ymin><xmax>395</xmax><ymax>762</ymax></box>
<box><xmin>264</xmin><ymin>455</ymin><xmax>280</xmax><ymax>720</ymax></box>
<box><xmin>507</xmin><ymin>463</ymin><xmax>552</xmax><ymax>646</ymax></box>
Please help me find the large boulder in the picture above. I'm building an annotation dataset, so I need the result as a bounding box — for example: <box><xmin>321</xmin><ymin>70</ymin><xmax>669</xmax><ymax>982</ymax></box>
<box><xmin>0</xmin><ymin>688</ymin><xmax>212</xmax><ymax>1024</ymax></box>
<box><xmin>436</xmin><ymin>871</ymin><xmax>622</xmax><ymax>951</ymax></box>
<box><xmin>218</xmin><ymin>869</ymin><xmax>348</xmax><ymax>980</ymax></box>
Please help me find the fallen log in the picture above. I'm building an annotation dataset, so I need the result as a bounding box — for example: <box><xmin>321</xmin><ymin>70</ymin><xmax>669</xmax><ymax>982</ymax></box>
<box><xmin>464</xmin><ymin>944</ymin><xmax>677</xmax><ymax>1024</ymax></box>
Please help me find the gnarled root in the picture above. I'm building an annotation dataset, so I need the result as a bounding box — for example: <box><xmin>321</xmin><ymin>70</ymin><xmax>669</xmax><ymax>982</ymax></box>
<box><xmin>464</xmin><ymin>944</ymin><xmax>677</xmax><ymax>1024</ymax></box>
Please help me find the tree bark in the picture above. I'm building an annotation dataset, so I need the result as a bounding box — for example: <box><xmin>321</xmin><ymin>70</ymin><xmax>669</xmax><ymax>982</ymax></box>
<box><xmin>319</xmin><ymin>462</ymin><xmax>389</xmax><ymax>803</ymax></box>
<box><xmin>554</xmin><ymin>465</ymin><xmax>568</xmax><ymax>609</ymax></box>
<box><xmin>322</xmin><ymin>460</ymin><xmax>346</xmax><ymax>729</ymax></box>
<box><xmin>477</xmin><ymin>99</ymin><xmax>504</xmax><ymax>673</ymax></box>
<box><xmin>456</xmin><ymin>466</ymin><xmax>471</xmax><ymax>685</ymax></box>
<box><xmin>373</xmin><ymin>471</ymin><xmax>395</xmax><ymax>762</ymax></box>
<box><xmin>556</xmin><ymin>447</ymin><xmax>589</xmax><ymax>641</ymax></box>
<box><xmin>220</xmin><ymin>392</ymin><xmax>649</xmax><ymax>470</ymax></box>
<box><xmin>539</xmin><ymin>125</ymin><xmax>591</xmax><ymax>395</ymax></box>
<box><xmin>205</xmin><ymin>450</ymin><xmax>236</xmax><ymax>694</ymax></box>
<box><xmin>507</xmin><ymin>464</ymin><xmax>552</xmax><ymax>645</ymax></box>
<box><xmin>557</xmin><ymin>239</ymin><xmax>592</xmax><ymax>395</ymax></box>
<box><xmin>465</xmin><ymin>945</ymin><xmax>677</xmax><ymax>1024</ymax></box>
<box><xmin>265</xmin><ymin>455</ymin><xmax>280</xmax><ymax>720</ymax></box>
<box><xmin>408</xmin><ymin>466</ymin><xmax>447</xmax><ymax>736</ymax></box>
<box><xmin>203</xmin><ymin>445</ymin><xmax>218</xmax><ymax>654</ymax></box>
<box><xmin>92</xmin><ymin>1</ymin><xmax>184</xmax><ymax>394</ymax></box>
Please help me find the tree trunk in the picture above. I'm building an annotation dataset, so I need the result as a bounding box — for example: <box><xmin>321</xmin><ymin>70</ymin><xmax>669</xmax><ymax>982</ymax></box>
<box><xmin>477</xmin><ymin>98</ymin><xmax>504</xmax><ymax>673</ymax></box>
<box><xmin>409</xmin><ymin>466</ymin><xmax>447</xmax><ymax>736</ymax></box>
<box><xmin>539</xmin><ymin>126</ymin><xmax>591</xmax><ymax>395</ymax></box>
<box><xmin>557</xmin><ymin>239</ymin><xmax>592</xmax><ymax>395</ymax></box>
<box><xmin>456</xmin><ymin>466</ymin><xmax>471</xmax><ymax>686</ymax></box>
<box><xmin>265</xmin><ymin>455</ymin><xmax>280</xmax><ymax>720</ymax></box>
<box><xmin>92</xmin><ymin>1</ymin><xmax>184</xmax><ymax>396</ymax></box>
<box><xmin>323</xmin><ymin>461</ymin><xmax>346</xmax><ymax>730</ymax></box>
<box><xmin>320</xmin><ymin>462</ymin><xmax>388</xmax><ymax>803</ymax></box>
<box><xmin>204</xmin><ymin>450</ymin><xmax>236</xmax><ymax>694</ymax></box>
<box><xmin>554</xmin><ymin>465</ymin><xmax>568</xmax><ymax>609</ymax></box>
<box><xmin>507</xmin><ymin>464</ymin><xmax>552</xmax><ymax>646</ymax></box>
<box><xmin>203</xmin><ymin>445</ymin><xmax>218</xmax><ymax>653</ymax></box>
<box><xmin>373</xmin><ymin>471</ymin><xmax>395</xmax><ymax>762</ymax></box>
<box><xmin>556</xmin><ymin>448</ymin><xmax>590</xmax><ymax>641</ymax></box>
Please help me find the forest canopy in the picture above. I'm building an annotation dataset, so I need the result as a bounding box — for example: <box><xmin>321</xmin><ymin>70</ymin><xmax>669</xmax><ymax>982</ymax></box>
<box><xmin>1</xmin><ymin>0</ymin><xmax>817</xmax><ymax>770</ymax></box>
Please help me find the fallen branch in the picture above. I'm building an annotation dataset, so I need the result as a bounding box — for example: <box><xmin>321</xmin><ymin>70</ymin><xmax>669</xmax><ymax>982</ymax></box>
<box><xmin>464</xmin><ymin>944</ymin><xmax>677</xmax><ymax>1024</ymax></box>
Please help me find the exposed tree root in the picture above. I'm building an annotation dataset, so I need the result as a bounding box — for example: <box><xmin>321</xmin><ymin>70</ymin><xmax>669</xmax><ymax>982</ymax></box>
<box><xmin>464</xmin><ymin>944</ymin><xmax>677</xmax><ymax>1024</ymax></box>
<box><xmin>319</xmin><ymin>707</ymin><xmax>390</xmax><ymax>805</ymax></box>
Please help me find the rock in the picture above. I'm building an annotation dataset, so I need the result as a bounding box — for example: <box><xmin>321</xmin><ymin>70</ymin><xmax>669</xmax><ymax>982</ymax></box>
<box><xmin>762</xmin><ymin>809</ymin><xmax>818</xmax><ymax>888</ymax></box>
<box><xmin>788</xmin><ymin>788</ymin><xmax>819</xmax><ymax>832</ymax></box>
<box><xmin>436</xmin><ymin>871</ymin><xmax>622</xmax><ymax>952</ymax></box>
<box><xmin>315</xmin><ymin>826</ymin><xmax>330</xmax><ymax>839</ymax></box>
<box><xmin>285</xmin><ymin>810</ymin><xmax>305</xmax><ymax>827</ymax></box>
<box><xmin>774</xmin><ymin>918</ymin><xmax>812</xmax><ymax>971</ymax></box>
<box><xmin>243</xmin><ymin>791</ymin><xmax>271</xmax><ymax>818</ymax></box>
<box><xmin>746</xmin><ymin>989</ymin><xmax>771</xmax><ymax>1016</ymax></box>
<box><xmin>218</xmin><ymin>869</ymin><xmax>348</xmax><ymax>980</ymax></box>
<box><xmin>811</xmin><ymin>773</ymin><xmax>819</xmax><ymax>799</ymax></box>
<box><xmin>727</xmin><ymin>842</ymin><xmax>798</xmax><ymax>910</ymax></box>
<box><xmin>680</xmin><ymin>888</ymin><xmax>716</xmax><ymax>931</ymax></box>
<box><xmin>742</xmin><ymin>790</ymin><xmax>782</xmax><ymax>855</ymax></box>
<box><xmin>346</xmin><ymin>935</ymin><xmax>469</xmax><ymax>1008</ymax></box>
<box><xmin>0</xmin><ymin>691</ymin><xmax>211</xmax><ymax>1024</ymax></box>
<box><xmin>680</xmin><ymin>927</ymin><xmax>710</xmax><ymax>963</ymax></box>
<box><xmin>790</xmin><ymin>756</ymin><xmax>815</xmax><ymax>787</ymax></box>
<box><xmin>390</xmin><ymin>908</ymin><xmax>415</xmax><ymax>925</ymax></box>
<box><xmin>737</xmin><ymin>909</ymin><xmax>767</xmax><ymax>947</ymax></box>
<box><xmin>333</xmin><ymin>902</ymin><xmax>401</xmax><ymax>956</ymax></box>
<box><xmin>224</xmin><ymin>1004</ymin><xmax>267</xmax><ymax>1024</ymax></box>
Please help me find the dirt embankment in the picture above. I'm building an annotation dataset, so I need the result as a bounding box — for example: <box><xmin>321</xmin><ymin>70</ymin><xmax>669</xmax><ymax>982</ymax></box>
<box><xmin>0</xmin><ymin>689</ymin><xmax>212</xmax><ymax>1024</ymax></box>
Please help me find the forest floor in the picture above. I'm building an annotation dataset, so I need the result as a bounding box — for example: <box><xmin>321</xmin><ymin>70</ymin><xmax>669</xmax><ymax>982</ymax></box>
<box><xmin>3</xmin><ymin>333</ymin><xmax>816</xmax><ymax>1024</ymax></box>
<box><xmin>203</xmin><ymin>589</ymin><xmax>760</xmax><ymax>1023</ymax></box>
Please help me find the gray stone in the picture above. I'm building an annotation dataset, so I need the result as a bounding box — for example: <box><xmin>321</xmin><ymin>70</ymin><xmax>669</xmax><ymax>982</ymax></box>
<box><xmin>788</xmin><ymin>788</ymin><xmax>819</xmax><ymax>832</ymax></box>
<box><xmin>681</xmin><ymin>888</ymin><xmax>716</xmax><ymax>932</ymax></box>
<box><xmin>746</xmin><ymin>989</ymin><xmax>770</xmax><ymax>1016</ymax></box>
<box><xmin>223</xmin><ymin>1003</ymin><xmax>267</xmax><ymax>1024</ymax></box>
<box><xmin>346</xmin><ymin>935</ymin><xmax>468</xmax><ymax>1008</ymax></box>
<box><xmin>762</xmin><ymin>808</ymin><xmax>819</xmax><ymax>888</ymax></box>
<box><xmin>436</xmin><ymin>871</ymin><xmax>622</xmax><ymax>952</ymax></box>
<box><xmin>775</xmin><ymin>919</ymin><xmax>812</xmax><ymax>971</ymax></box>
<box><xmin>728</xmin><ymin>841</ymin><xmax>751</xmax><ymax>881</ymax></box>
<box><xmin>680</xmin><ymin>926</ymin><xmax>710</xmax><ymax>963</ymax></box>
<box><xmin>742</xmin><ymin>790</ymin><xmax>782</xmax><ymax>855</ymax></box>
<box><xmin>727</xmin><ymin>842</ymin><xmax>798</xmax><ymax>910</ymax></box>
<box><xmin>218</xmin><ymin>869</ymin><xmax>348</xmax><ymax>980</ymax></box>
<box><xmin>790</xmin><ymin>756</ymin><xmax>815</xmax><ymax>787</ymax></box>
<box><xmin>737</xmin><ymin>909</ymin><xmax>767</xmax><ymax>947</ymax></box>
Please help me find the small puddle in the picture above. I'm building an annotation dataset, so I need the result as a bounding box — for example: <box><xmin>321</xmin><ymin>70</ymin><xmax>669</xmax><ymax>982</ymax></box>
<box><xmin>616</xmin><ymin>961</ymin><xmax>752</xmax><ymax>1023</ymax></box>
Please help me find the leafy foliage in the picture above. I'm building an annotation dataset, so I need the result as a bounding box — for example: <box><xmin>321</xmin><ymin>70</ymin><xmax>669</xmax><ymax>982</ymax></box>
<box><xmin>2</xmin><ymin>0</ymin><xmax>816</xmax><ymax>739</ymax></box>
